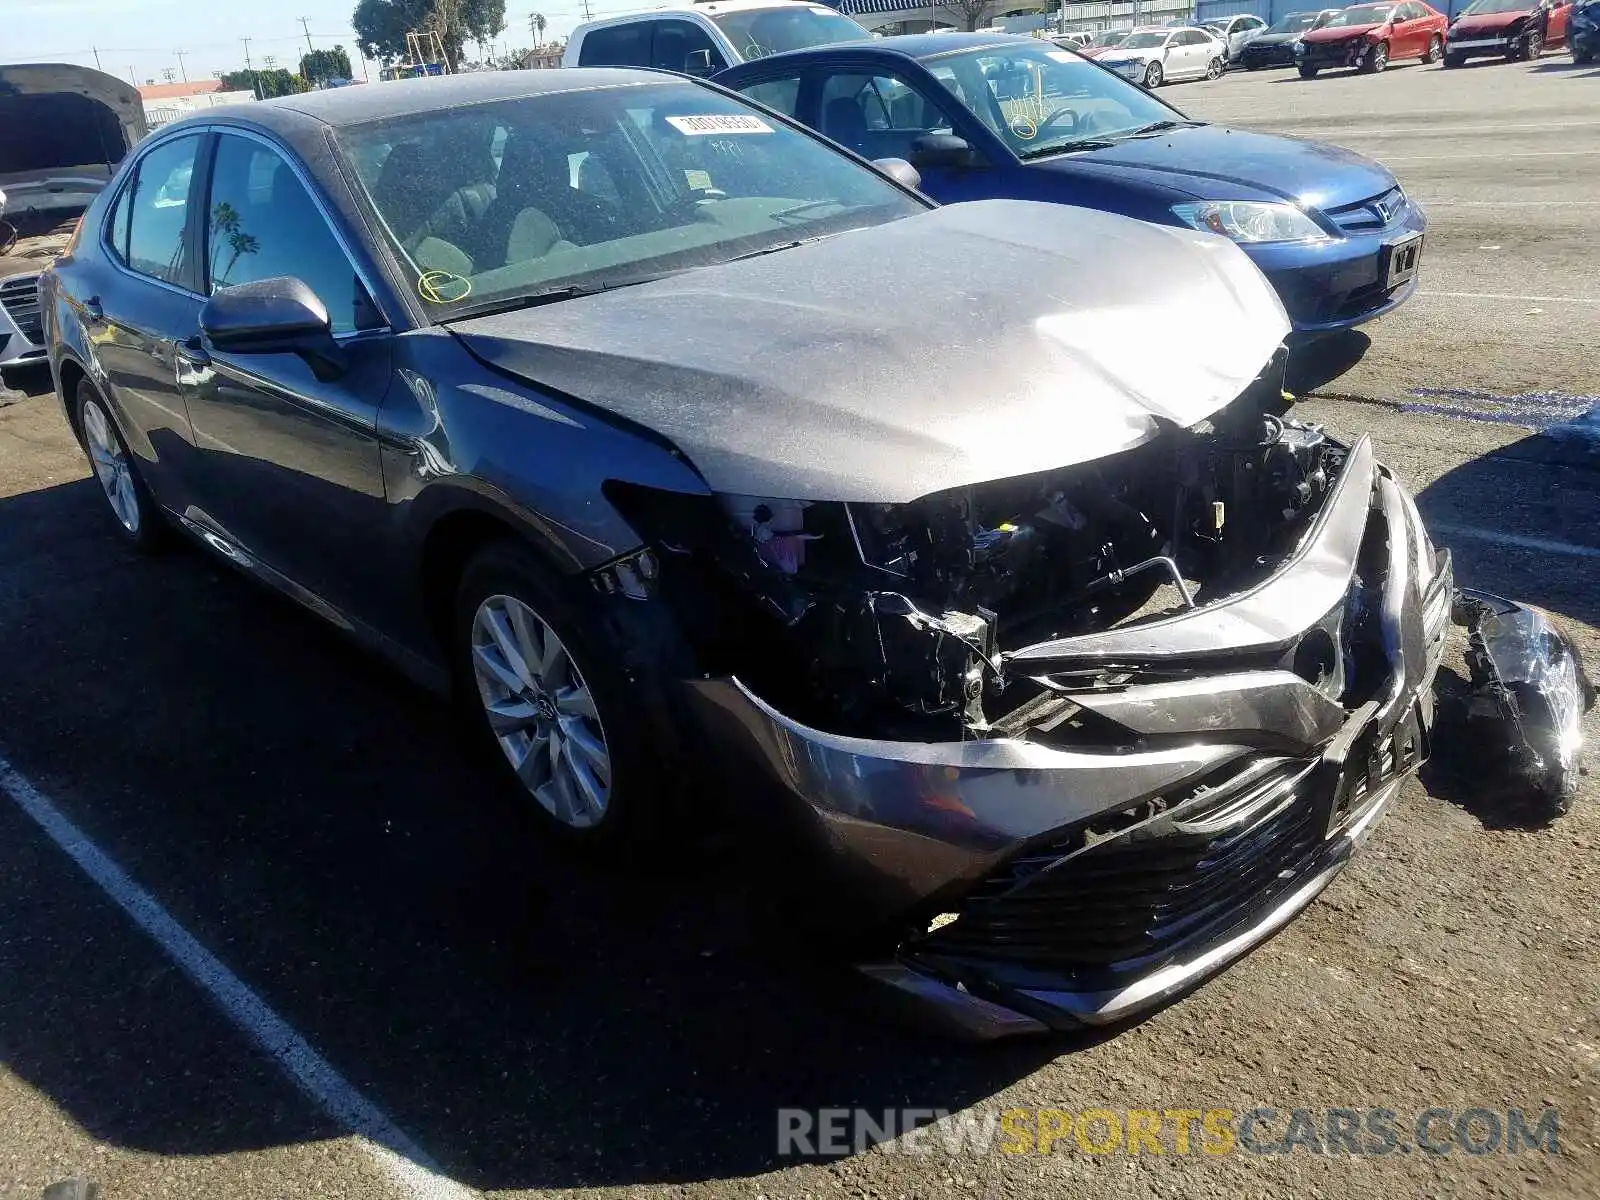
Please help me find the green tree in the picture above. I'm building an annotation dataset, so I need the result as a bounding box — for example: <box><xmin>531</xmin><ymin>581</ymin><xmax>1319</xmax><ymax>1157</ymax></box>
<box><xmin>220</xmin><ymin>67</ymin><xmax>311</xmax><ymax>98</ymax></box>
<box><xmin>353</xmin><ymin>0</ymin><xmax>504</xmax><ymax>64</ymax></box>
<box><xmin>529</xmin><ymin>11</ymin><xmax>547</xmax><ymax>44</ymax></box>
<box><xmin>299</xmin><ymin>45</ymin><xmax>355</xmax><ymax>83</ymax></box>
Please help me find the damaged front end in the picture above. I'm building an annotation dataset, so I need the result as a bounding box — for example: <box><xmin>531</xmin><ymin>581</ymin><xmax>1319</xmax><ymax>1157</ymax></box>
<box><xmin>600</xmin><ymin>357</ymin><xmax>1578</xmax><ymax>1036</ymax></box>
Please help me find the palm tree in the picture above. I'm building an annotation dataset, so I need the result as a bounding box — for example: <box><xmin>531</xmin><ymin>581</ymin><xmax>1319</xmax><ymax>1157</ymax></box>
<box><xmin>530</xmin><ymin>11</ymin><xmax>547</xmax><ymax>45</ymax></box>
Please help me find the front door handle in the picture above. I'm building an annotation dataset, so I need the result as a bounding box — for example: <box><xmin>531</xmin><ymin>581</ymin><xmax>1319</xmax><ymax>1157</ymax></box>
<box><xmin>82</xmin><ymin>296</ymin><xmax>103</xmax><ymax>323</ymax></box>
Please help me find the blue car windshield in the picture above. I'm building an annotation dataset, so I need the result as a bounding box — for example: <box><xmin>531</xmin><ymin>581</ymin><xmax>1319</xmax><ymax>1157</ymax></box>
<box><xmin>923</xmin><ymin>42</ymin><xmax>1186</xmax><ymax>160</ymax></box>
<box><xmin>339</xmin><ymin>81</ymin><xmax>924</xmax><ymax>321</ymax></box>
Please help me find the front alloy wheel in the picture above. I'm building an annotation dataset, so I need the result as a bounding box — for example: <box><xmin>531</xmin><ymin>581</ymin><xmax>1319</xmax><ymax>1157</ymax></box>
<box><xmin>471</xmin><ymin>592</ymin><xmax>612</xmax><ymax>829</ymax></box>
<box><xmin>1362</xmin><ymin>40</ymin><xmax>1390</xmax><ymax>72</ymax></box>
<box><xmin>1144</xmin><ymin>60</ymin><xmax>1164</xmax><ymax>87</ymax></box>
<box><xmin>1518</xmin><ymin>28</ymin><xmax>1543</xmax><ymax>58</ymax></box>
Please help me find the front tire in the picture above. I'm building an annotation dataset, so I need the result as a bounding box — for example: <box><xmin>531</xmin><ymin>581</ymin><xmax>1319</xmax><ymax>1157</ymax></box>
<box><xmin>452</xmin><ymin>540</ymin><xmax>660</xmax><ymax>849</ymax></box>
<box><xmin>75</xmin><ymin>380</ymin><xmax>165</xmax><ymax>551</ymax></box>
<box><xmin>1361</xmin><ymin>40</ymin><xmax>1389</xmax><ymax>72</ymax></box>
<box><xmin>1423</xmin><ymin>33</ymin><xmax>1444</xmax><ymax>62</ymax></box>
<box><xmin>1443</xmin><ymin>50</ymin><xmax>1465</xmax><ymax>67</ymax></box>
<box><xmin>1515</xmin><ymin>27</ymin><xmax>1543</xmax><ymax>59</ymax></box>
<box><xmin>1144</xmin><ymin>60</ymin><xmax>1164</xmax><ymax>87</ymax></box>
<box><xmin>1298</xmin><ymin>63</ymin><xmax>1320</xmax><ymax>77</ymax></box>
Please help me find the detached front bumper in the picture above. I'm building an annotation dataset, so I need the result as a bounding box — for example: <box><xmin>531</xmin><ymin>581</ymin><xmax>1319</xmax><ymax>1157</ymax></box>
<box><xmin>689</xmin><ymin>437</ymin><xmax>1467</xmax><ymax>1036</ymax></box>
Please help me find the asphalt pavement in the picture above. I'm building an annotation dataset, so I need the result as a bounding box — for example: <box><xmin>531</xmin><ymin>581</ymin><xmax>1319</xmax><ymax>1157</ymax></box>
<box><xmin>0</xmin><ymin>57</ymin><xmax>1596</xmax><ymax>1200</ymax></box>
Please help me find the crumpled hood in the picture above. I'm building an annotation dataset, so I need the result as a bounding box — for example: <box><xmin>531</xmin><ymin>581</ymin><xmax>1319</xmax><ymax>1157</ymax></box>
<box><xmin>451</xmin><ymin>200</ymin><xmax>1289</xmax><ymax>503</ymax></box>
<box><xmin>1303</xmin><ymin>22</ymin><xmax>1388</xmax><ymax>41</ymax></box>
<box><xmin>1451</xmin><ymin>10</ymin><xmax>1530</xmax><ymax>32</ymax></box>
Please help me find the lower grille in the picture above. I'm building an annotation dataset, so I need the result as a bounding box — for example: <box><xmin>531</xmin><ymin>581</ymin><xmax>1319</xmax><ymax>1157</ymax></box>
<box><xmin>916</xmin><ymin>756</ymin><xmax>1326</xmax><ymax>976</ymax></box>
<box><xmin>0</xmin><ymin>275</ymin><xmax>42</xmax><ymax>345</ymax></box>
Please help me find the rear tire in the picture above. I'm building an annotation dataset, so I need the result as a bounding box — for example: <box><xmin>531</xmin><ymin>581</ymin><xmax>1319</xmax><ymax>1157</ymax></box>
<box><xmin>451</xmin><ymin>540</ymin><xmax>663</xmax><ymax>852</ymax></box>
<box><xmin>1298</xmin><ymin>63</ymin><xmax>1320</xmax><ymax>77</ymax></box>
<box><xmin>1206</xmin><ymin>56</ymin><xmax>1225</xmax><ymax>79</ymax></box>
<box><xmin>75</xmin><ymin>380</ymin><xmax>167</xmax><ymax>552</ymax></box>
<box><xmin>1144</xmin><ymin>60</ymin><xmax>1163</xmax><ymax>87</ymax></box>
<box><xmin>1423</xmin><ymin>33</ymin><xmax>1444</xmax><ymax>62</ymax></box>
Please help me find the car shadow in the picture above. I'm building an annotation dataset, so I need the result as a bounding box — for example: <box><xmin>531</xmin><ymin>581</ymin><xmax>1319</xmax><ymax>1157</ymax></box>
<box><xmin>0</xmin><ymin>476</ymin><xmax>1083</xmax><ymax>1190</ymax></box>
<box><xmin>1287</xmin><ymin>329</ymin><xmax>1371</xmax><ymax>394</ymax></box>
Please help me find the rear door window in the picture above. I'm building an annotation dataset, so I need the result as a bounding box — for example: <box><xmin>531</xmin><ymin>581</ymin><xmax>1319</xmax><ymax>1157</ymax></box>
<box><xmin>577</xmin><ymin>23</ymin><xmax>653</xmax><ymax>67</ymax></box>
<box><xmin>123</xmin><ymin>134</ymin><xmax>202</xmax><ymax>286</ymax></box>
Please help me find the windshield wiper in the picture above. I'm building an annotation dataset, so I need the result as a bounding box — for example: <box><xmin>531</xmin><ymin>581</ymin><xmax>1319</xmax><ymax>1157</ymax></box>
<box><xmin>440</xmin><ymin>272</ymin><xmax>681</xmax><ymax>321</ymax></box>
<box><xmin>1117</xmin><ymin>119</ymin><xmax>1205</xmax><ymax>139</ymax></box>
<box><xmin>721</xmin><ymin>234</ymin><xmax>837</xmax><ymax>263</ymax></box>
<box><xmin>1018</xmin><ymin>137</ymin><xmax>1118</xmax><ymax>159</ymax></box>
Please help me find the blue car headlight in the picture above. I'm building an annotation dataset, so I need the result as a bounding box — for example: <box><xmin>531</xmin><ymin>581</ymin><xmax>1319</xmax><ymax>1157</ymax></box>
<box><xmin>1171</xmin><ymin>200</ymin><xmax>1333</xmax><ymax>244</ymax></box>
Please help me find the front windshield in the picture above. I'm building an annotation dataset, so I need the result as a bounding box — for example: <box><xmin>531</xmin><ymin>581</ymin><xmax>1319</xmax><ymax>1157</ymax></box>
<box><xmin>924</xmin><ymin>42</ymin><xmax>1185</xmax><ymax>160</ymax></box>
<box><xmin>1325</xmin><ymin>5</ymin><xmax>1395</xmax><ymax>25</ymax></box>
<box><xmin>1088</xmin><ymin>29</ymin><xmax>1129</xmax><ymax>46</ymax></box>
<box><xmin>339</xmin><ymin>81</ymin><xmax>923</xmax><ymax>320</ymax></box>
<box><xmin>1269</xmin><ymin>12</ymin><xmax>1320</xmax><ymax>31</ymax></box>
<box><xmin>1459</xmin><ymin>0</ymin><xmax>1533</xmax><ymax>13</ymax></box>
<box><xmin>1118</xmin><ymin>31</ymin><xmax>1171</xmax><ymax>47</ymax></box>
<box><xmin>710</xmin><ymin>6</ymin><xmax>868</xmax><ymax>59</ymax></box>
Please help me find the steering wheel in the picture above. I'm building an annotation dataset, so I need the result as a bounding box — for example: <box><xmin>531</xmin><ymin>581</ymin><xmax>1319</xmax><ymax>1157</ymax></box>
<box><xmin>1038</xmin><ymin>107</ymin><xmax>1081</xmax><ymax>134</ymax></box>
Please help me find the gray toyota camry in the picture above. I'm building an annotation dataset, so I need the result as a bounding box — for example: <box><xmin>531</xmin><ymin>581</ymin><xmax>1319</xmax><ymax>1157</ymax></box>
<box><xmin>41</xmin><ymin>69</ymin><xmax>1588</xmax><ymax>1036</ymax></box>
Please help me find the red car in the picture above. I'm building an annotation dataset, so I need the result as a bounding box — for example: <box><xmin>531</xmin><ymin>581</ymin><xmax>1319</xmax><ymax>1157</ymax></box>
<box><xmin>1444</xmin><ymin>0</ymin><xmax>1570</xmax><ymax>63</ymax></box>
<box><xmin>1295</xmin><ymin>1</ymin><xmax>1449</xmax><ymax>74</ymax></box>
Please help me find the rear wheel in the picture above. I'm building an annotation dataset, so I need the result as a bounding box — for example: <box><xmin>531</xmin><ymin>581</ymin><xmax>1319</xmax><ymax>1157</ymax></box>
<box><xmin>452</xmin><ymin>540</ymin><xmax>659</xmax><ymax>850</ymax></box>
<box><xmin>1206</xmin><ymin>56</ymin><xmax>1225</xmax><ymax>79</ymax></box>
<box><xmin>1144</xmin><ymin>60</ymin><xmax>1163</xmax><ymax>87</ymax></box>
<box><xmin>1423</xmin><ymin>33</ymin><xmax>1444</xmax><ymax>62</ymax></box>
<box><xmin>1361</xmin><ymin>40</ymin><xmax>1390</xmax><ymax>72</ymax></box>
<box><xmin>76</xmin><ymin>380</ymin><xmax>165</xmax><ymax>552</ymax></box>
<box><xmin>1298</xmin><ymin>63</ymin><xmax>1320</xmax><ymax>77</ymax></box>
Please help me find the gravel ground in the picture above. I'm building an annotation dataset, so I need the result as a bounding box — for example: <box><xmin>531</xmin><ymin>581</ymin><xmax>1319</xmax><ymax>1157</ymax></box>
<box><xmin>0</xmin><ymin>55</ymin><xmax>1595</xmax><ymax>1200</ymax></box>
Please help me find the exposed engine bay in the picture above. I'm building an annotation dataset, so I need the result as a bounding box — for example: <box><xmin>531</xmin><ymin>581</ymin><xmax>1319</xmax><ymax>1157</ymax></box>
<box><xmin>609</xmin><ymin>363</ymin><xmax>1354</xmax><ymax>741</ymax></box>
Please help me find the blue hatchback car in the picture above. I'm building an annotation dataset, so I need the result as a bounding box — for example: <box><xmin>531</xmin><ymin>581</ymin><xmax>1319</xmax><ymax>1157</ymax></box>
<box><xmin>717</xmin><ymin>33</ymin><xmax>1426</xmax><ymax>336</ymax></box>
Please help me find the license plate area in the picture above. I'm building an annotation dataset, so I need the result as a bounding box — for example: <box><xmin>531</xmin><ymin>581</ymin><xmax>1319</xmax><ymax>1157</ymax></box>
<box><xmin>1384</xmin><ymin>233</ymin><xmax>1423</xmax><ymax>289</ymax></box>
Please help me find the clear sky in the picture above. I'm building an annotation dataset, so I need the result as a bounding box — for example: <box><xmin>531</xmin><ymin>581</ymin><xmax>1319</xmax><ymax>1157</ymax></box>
<box><xmin>2</xmin><ymin>0</ymin><xmax>644</xmax><ymax>87</ymax></box>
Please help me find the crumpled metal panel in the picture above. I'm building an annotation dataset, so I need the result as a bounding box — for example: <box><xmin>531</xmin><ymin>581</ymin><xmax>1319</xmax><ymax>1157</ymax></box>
<box><xmin>1008</xmin><ymin>436</ymin><xmax>1376</xmax><ymax>668</ymax></box>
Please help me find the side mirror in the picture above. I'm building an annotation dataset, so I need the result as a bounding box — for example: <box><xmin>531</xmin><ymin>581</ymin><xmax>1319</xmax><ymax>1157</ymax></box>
<box><xmin>873</xmin><ymin>157</ymin><xmax>922</xmax><ymax>191</ymax></box>
<box><xmin>201</xmin><ymin>276</ymin><xmax>348</xmax><ymax>381</ymax></box>
<box><xmin>908</xmin><ymin>133</ymin><xmax>976</xmax><ymax>170</ymax></box>
<box><xmin>685</xmin><ymin>48</ymin><xmax>715</xmax><ymax>76</ymax></box>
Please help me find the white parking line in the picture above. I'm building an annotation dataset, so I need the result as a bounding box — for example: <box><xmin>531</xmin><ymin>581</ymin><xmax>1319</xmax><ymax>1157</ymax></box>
<box><xmin>0</xmin><ymin>753</ymin><xmax>478</xmax><ymax>1200</ymax></box>
<box><xmin>1419</xmin><ymin>199</ymin><xmax>1600</xmax><ymax>206</ymax></box>
<box><xmin>1325</xmin><ymin>119</ymin><xmax>1600</xmax><ymax>137</ymax></box>
<box><xmin>1429</xmin><ymin>523</ymin><xmax>1600</xmax><ymax>560</ymax></box>
<box><xmin>1420</xmin><ymin>291</ymin><xmax>1600</xmax><ymax>303</ymax></box>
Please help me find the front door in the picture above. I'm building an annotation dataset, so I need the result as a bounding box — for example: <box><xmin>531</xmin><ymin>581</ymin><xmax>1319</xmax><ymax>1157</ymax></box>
<box><xmin>93</xmin><ymin>132</ymin><xmax>208</xmax><ymax>501</ymax></box>
<box><xmin>179</xmin><ymin>130</ymin><xmax>395</xmax><ymax>620</ymax></box>
<box><xmin>1547</xmin><ymin>0</ymin><xmax>1572</xmax><ymax>43</ymax></box>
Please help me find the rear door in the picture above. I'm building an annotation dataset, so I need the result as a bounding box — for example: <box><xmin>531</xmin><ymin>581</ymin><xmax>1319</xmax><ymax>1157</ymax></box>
<box><xmin>93</xmin><ymin>131</ymin><xmax>207</xmax><ymax>500</ymax></box>
<box><xmin>179</xmin><ymin>129</ymin><xmax>396</xmax><ymax>618</ymax></box>
<box><xmin>1396</xmin><ymin>3</ymin><xmax>1429</xmax><ymax>55</ymax></box>
<box><xmin>1549</xmin><ymin>0</ymin><xmax>1572</xmax><ymax>42</ymax></box>
<box><xmin>1174</xmin><ymin>30</ymin><xmax>1210</xmax><ymax>76</ymax></box>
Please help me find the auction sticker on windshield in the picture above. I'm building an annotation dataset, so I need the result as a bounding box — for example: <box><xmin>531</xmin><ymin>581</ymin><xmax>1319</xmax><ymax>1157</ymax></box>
<box><xmin>666</xmin><ymin>114</ymin><xmax>774</xmax><ymax>135</ymax></box>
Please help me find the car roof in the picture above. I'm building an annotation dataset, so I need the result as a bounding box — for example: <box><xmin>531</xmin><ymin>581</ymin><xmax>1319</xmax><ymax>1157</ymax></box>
<box><xmin>720</xmin><ymin>30</ymin><xmax>1051</xmax><ymax>69</ymax></box>
<box><xmin>161</xmin><ymin>67</ymin><xmax>676</xmax><ymax>134</ymax></box>
<box><xmin>575</xmin><ymin>0</ymin><xmax>822</xmax><ymax>30</ymax></box>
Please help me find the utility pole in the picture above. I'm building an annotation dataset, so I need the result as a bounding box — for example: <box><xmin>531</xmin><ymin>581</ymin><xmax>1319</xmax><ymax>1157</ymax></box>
<box><xmin>298</xmin><ymin>16</ymin><xmax>316</xmax><ymax>57</ymax></box>
<box><xmin>92</xmin><ymin>46</ymin><xmax>103</xmax><ymax>72</ymax></box>
<box><xmin>128</xmin><ymin>65</ymin><xmax>137</xmax><ymax>86</ymax></box>
<box><xmin>175</xmin><ymin>48</ymin><xmax>189</xmax><ymax>82</ymax></box>
<box><xmin>241</xmin><ymin>36</ymin><xmax>261</xmax><ymax>99</ymax></box>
